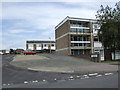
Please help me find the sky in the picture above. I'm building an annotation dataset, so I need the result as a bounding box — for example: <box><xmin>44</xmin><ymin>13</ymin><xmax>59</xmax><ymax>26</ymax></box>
<box><xmin>1</xmin><ymin>0</ymin><xmax>119</xmax><ymax>50</ymax></box>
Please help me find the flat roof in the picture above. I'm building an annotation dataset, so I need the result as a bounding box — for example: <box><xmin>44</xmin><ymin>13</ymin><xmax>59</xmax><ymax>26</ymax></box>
<box><xmin>55</xmin><ymin>16</ymin><xmax>96</xmax><ymax>30</ymax></box>
<box><xmin>26</xmin><ymin>40</ymin><xmax>55</xmax><ymax>43</ymax></box>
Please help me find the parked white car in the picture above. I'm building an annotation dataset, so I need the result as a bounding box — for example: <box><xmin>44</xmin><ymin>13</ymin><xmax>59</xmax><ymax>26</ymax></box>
<box><xmin>0</xmin><ymin>52</ymin><xmax>3</xmax><ymax>55</ymax></box>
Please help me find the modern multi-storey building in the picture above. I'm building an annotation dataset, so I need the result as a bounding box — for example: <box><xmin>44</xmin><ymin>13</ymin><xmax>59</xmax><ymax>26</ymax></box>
<box><xmin>26</xmin><ymin>40</ymin><xmax>55</xmax><ymax>52</ymax></box>
<box><xmin>55</xmin><ymin>16</ymin><xmax>104</xmax><ymax>57</ymax></box>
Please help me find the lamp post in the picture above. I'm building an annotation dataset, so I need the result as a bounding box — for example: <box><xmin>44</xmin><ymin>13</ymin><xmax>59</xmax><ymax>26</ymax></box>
<box><xmin>49</xmin><ymin>37</ymin><xmax>51</xmax><ymax>53</ymax></box>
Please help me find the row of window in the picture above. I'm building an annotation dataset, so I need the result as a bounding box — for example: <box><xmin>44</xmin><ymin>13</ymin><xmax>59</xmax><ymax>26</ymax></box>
<box><xmin>70</xmin><ymin>22</ymin><xmax>89</xmax><ymax>27</ymax></box>
<box><xmin>71</xmin><ymin>35</ymin><xmax>89</xmax><ymax>41</ymax></box>
<box><xmin>70</xmin><ymin>28</ymin><xmax>90</xmax><ymax>33</ymax></box>
<box><xmin>71</xmin><ymin>49</ymin><xmax>89</xmax><ymax>55</ymax></box>
<box><xmin>29</xmin><ymin>44</ymin><xmax>55</xmax><ymax>47</ymax></box>
<box><xmin>71</xmin><ymin>43</ymin><xmax>91</xmax><ymax>47</ymax></box>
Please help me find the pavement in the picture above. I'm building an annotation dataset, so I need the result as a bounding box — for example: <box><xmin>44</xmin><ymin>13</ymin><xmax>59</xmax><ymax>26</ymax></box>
<box><xmin>10</xmin><ymin>54</ymin><xmax>119</xmax><ymax>73</ymax></box>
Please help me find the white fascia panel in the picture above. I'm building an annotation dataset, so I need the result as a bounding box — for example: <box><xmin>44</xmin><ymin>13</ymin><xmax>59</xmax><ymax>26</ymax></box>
<box><xmin>94</xmin><ymin>42</ymin><xmax>102</xmax><ymax>47</ymax></box>
<box><xmin>71</xmin><ymin>41</ymin><xmax>90</xmax><ymax>43</ymax></box>
<box><xmin>51</xmin><ymin>47</ymin><xmax>55</xmax><ymax>50</ymax></box>
<box><xmin>28</xmin><ymin>47</ymin><xmax>34</xmax><ymax>50</ymax></box>
<box><xmin>70</xmin><ymin>26</ymin><xmax>90</xmax><ymax>29</ymax></box>
<box><xmin>36</xmin><ymin>47</ymin><xmax>42</xmax><ymax>50</ymax></box>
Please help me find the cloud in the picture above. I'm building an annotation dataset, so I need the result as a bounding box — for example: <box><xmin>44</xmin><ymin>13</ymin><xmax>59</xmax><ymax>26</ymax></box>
<box><xmin>1</xmin><ymin>0</ymin><xmax>118</xmax><ymax>2</ymax></box>
<box><xmin>9</xmin><ymin>29</ymin><xmax>35</xmax><ymax>34</ymax></box>
<box><xmin>1</xmin><ymin>2</ymin><xmax>117</xmax><ymax>49</ymax></box>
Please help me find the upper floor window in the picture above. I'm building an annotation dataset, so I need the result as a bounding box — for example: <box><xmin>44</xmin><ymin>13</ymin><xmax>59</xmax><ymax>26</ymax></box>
<box><xmin>93</xmin><ymin>24</ymin><xmax>100</xmax><ymax>29</ymax></box>
<box><xmin>70</xmin><ymin>22</ymin><xmax>83</xmax><ymax>27</ymax></box>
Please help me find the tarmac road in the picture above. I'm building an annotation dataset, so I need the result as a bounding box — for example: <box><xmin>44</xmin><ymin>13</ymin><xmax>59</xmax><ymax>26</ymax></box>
<box><xmin>5</xmin><ymin>72</ymin><xmax>119</xmax><ymax>88</ymax></box>
<box><xmin>2</xmin><ymin>55</ymin><xmax>119</xmax><ymax>88</ymax></box>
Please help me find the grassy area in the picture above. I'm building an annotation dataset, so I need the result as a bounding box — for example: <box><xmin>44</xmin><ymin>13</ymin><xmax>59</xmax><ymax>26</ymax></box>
<box><xmin>100</xmin><ymin>60</ymin><xmax>120</xmax><ymax>63</ymax></box>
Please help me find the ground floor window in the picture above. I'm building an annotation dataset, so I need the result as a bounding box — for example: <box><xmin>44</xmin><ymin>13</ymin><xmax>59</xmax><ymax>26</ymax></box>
<box><xmin>71</xmin><ymin>49</ymin><xmax>90</xmax><ymax>55</ymax></box>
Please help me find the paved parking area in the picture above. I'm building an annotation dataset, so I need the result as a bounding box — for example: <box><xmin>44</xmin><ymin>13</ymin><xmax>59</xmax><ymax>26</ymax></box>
<box><xmin>10</xmin><ymin>54</ymin><xmax>118</xmax><ymax>73</ymax></box>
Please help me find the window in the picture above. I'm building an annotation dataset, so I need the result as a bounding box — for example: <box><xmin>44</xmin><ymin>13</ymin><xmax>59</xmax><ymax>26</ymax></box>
<box><xmin>79</xmin><ymin>43</ymin><xmax>82</xmax><ymax>46</ymax></box>
<box><xmin>84</xmin><ymin>29</ymin><xmax>90</xmax><ymax>33</ymax></box>
<box><xmin>44</xmin><ymin>44</ymin><xmax>47</xmax><ymax>47</ymax></box>
<box><xmin>70</xmin><ymin>28</ymin><xmax>77</xmax><ymax>32</ymax></box>
<box><xmin>51</xmin><ymin>44</ymin><xmax>54</xmax><ymax>47</ymax></box>
<box><xmin>37</xmin><ymin>44</ymin><xmax>41</xmax><ymax>47</ymax></box>
<box><xmin>71</xmin><ymin>35</ymin><xmax>85</xmax><ymax>41</ymax></box>
<box><xmin>77</xmin><ymin>29</ymin><xmax>83</xmax><ymax>33</ymax></box>
<box><xmin>29</xmin><ymin>44</ymin><xmax>33</xmax><ymax>47</ymax></box>
<box><xmin>94</xmin><ymin>24</ymin><xmax>98</xmax><ymax>29</ymax></box>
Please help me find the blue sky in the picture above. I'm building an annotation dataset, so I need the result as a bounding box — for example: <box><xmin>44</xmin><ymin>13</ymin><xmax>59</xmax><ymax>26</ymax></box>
<box><xmin>1</xmin><ymin>1</ymin><xmax>118</xmax><ymax>50</ymax></box>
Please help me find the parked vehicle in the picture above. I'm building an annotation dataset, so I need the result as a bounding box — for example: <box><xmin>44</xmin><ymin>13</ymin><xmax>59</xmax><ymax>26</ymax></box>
<box><xmin>0</xmin><ymin>52</ymin><xmax>3</xmax><ymax>55</ymax></box>
<box><xmin>24</xmin><ymin>50</ymin><xmax>36</xmax><ymax>55</ymax></box>
<box><xmin>15</xmin><ymin>49</ymin><xmax>24</xmax><ymax>54</ymax></box>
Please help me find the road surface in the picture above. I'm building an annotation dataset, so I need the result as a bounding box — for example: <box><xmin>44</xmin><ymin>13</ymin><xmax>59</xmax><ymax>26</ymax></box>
<box><xmin>2</xmin><ymin>55</ymin><xmax>119</xmax><ymax>88</ymax></box>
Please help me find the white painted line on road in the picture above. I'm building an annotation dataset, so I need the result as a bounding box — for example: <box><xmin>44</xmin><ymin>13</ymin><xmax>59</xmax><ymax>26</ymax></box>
<box><xmin>7</xmin><ymin>84</ymin><xmax>10</xmax><ymax>85</ymax></box>
<box><xmin>105</xmin><ymin>73</ymin><xmax>113</xmax><ymax>75</ymax></box>
<box><xmin>89</xmin><ymin>73</ymin><xmax>98</xmax><ymax>76</ymax></box>
<box><xmin>54</xmin><ymin>78</ymin><xmax>57</xmax><ymax>80</ymax></box>
<box><xmin>32</xmin><ymin>81</ymin><xmax>36</xmax><ymax>83</ymax></box>
<box><xmin>3</xmin><ymin>84</ymin><xmax>6</xmax><ymax>86</ymax></box>
<box><xmin>96</xmin><ymin>75</ymin><xmax>102</xmax><ymax>77</ymax></box>
<box><xmin>83</xmin><ymin>75</ymin><xmax>88</xmax><ymax>77</ymax></box>
<box><xmin>34</xmin><ymin>80</ymin><xmax>38</xmax><ymax>83</ymax></box>
<box><xmin>76</xmin><ymin>76</ymin><xmax>80</xmax><ymax>78</ymax></box>
<box><xmin>24</xmin><ymin>81</ymin><xmax>28</xmax><ymax>84</ymax></box>
<box><xmin>69</xmin><ymin>76</ymin><xmax>73</xmax><ymax>79</ymax></box>
<box><xmin>43</xmin><ymin>80</ymin><xmax>46</xmax><ymax>82</ymax></box>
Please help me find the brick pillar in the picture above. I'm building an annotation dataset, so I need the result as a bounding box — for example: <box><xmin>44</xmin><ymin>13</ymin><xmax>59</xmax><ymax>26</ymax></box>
<box><xmin>41</xmin><ymin>44</ymin><xmax>43</xmax><ymax>50</ymax></box>
<box><xmin>34</xmin><ymin>44</ymin><xmax>36</xmax><ymax>50</ymax></box>
<box><xmin>26</xmin><ymin>44</ymin><xmax>28</xmax><ymax>50</ymax></box>
<box><xmin>48</xmin><ymin>44</ymin><xmax>51</xmax><ymax>49</ymax></box>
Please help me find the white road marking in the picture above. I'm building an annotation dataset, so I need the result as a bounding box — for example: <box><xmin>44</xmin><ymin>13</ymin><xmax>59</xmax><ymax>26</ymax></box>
<box><xmin>34</xmin><ymin>80</ymin><xmax>38</xmax><ymax>83</ymax></box>
<box><xmin>76</xmin><ymin>76</ymin><xmax>80</xmax><ymax>78</ymax></box>
<box><xmin>32</xmin><ymin>81</ymin><xmax>36</xmax><ymax>83</ymax></box>
<box><xmin>7</xmin><ymin>84</ymin><xmax>10</xmax><ymax>85</ymax></box>
<box><xmin>96</xmin><ymin>75</ymin><xmax>102</xmax><ymax>77</ymax></box>
<box><xmin>105</xmin><ymin>73</ymin><xmax>113</xmax><ymax>75</ymax></box>
<box><xmin>83</xmin><ymin>75</ymin><xmax>88</xmax><ymax>77</ymax></box>
<box><xmin>89</xmin><ymin>73</ymin><xmax>98</xmax><ymax>76</ymax></box>
<box><xmin>54</xmin><ymin>78</ymin><xmax>57</xmax><ymax>80</ymax></box>
<box><xmin>24</xmin><ymin>81</ymin><xmax>28</xmax><ymax>84</ymax></box>
<box><xmin>3</xmin><ymin>84</ymin><xmax>6</xmax><ymax>86</ymax></box>
<box><xmin>43</xmin><ymin>80</ymin><xmax>46</xmax><ymax>82</ymax></box>
<box><xmin>69</xmin><ymin>76</ymin><xmax>74</xmax><ymax>79</ymax></box>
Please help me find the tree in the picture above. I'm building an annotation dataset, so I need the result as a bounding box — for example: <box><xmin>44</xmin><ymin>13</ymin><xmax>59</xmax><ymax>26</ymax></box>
<box><xmin>96</xmin><ymin>2</ymin><xmax>120</xmax><ymax>60</ymax></box>
<box><xmin>9</xmin><ymin>49</ymin><xmax>14</xmax><ymax>54</ymax></box>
